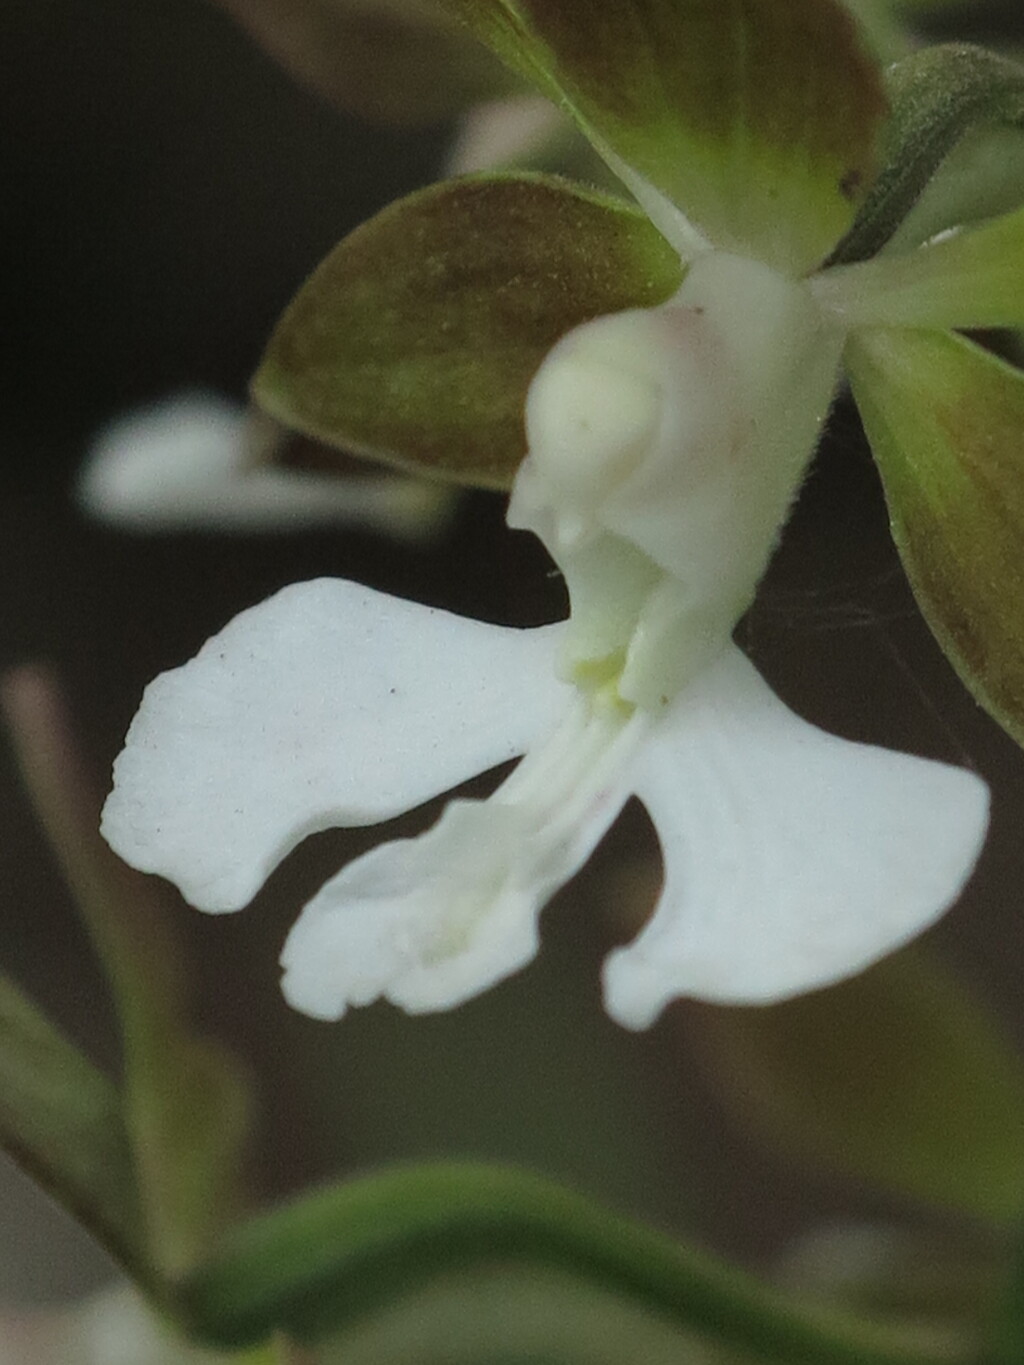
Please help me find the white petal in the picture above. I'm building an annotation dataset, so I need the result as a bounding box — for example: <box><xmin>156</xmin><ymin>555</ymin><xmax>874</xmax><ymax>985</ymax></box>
<box><xmin>603</xmin><ymin>645</ymin><xmax>989</xmax><ymax>1028</ymax></box>
<box><xmin>281</xmin><ymin>699</ymin><xmax>642</xmax><ymax>1019</ymax></box>
<box><xmin>102</xmin><ymin>579</ymin><xmax>567</xmax><ymax>912</ymax></box>
<box><xmin>444</xmin><ymin>95</ymin><xmax>564</xmax><ymax>175</ymax></box>
<box><xmin>280</xmin><ymin>800</ymin><xmax>546</xmax><ymax>1018</ymax></box>
<box><xmin>79</xmin><ymin>392</ymin><xmax>454</xmax><ymax>541</ymax></box>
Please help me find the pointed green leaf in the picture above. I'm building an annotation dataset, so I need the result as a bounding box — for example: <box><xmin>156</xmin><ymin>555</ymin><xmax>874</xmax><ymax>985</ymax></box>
<box><xmin>177</xmin><ymin>1162</ymin><xmax>948</xmax><ymax>1365</ymax></box>
<box><xmin>212</xmin><ymin>0</ymin><xmax>518</xmax><ymax>126</ymax></box>
<box><xmin>688</xmin><ymin>950</ymin><xmax>1024</xmax><ymax>1223</ymax></box>
<box><xmin>254</xmin><ymin>174</ymin><xmax>683</xmax><ymax>488</ymax></box>
<box><xmin>816</xmin><ymin>202</ymin><xmax>1024</xmax><ymax>330</ymax></box>
<box><xmin>831</xmin><ymin>44</ymin><xmax>1024</xmax><ymax>265</ymax></box>
<box><xmin>847</xmin><ymin>326</ymin><xmax>1024</xmax><ymax>748</ymax></box>
<box><xmin>0</xmin><ymin>969</ymin><xmax>144</xmax><ymax>1275</ymax></box>
<box><xmin>2</xmin><ymin>668</ymin><xmax>252</xmax><ymax>1276</ymax></box>
<box><xmin>435</xmin><ymin>0</ymin><xmax>887</xmax><ymax>271</ymax></box>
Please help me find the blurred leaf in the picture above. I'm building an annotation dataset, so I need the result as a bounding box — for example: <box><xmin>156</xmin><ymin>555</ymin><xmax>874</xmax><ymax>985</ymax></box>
<box><xmin>176</xmin><ymin>1161</ymin><xmax>959</xmax><ymax>1365</ymax></box>
<box><xmin>212</xmin><ymin>0</ymin><xmax>518</xmax><ymax>125</ymax></box>
<box><xmin>831</xmin><ymin>44</ymin><xmax>1024</xmax><ymax>265</ymax></box>
<box><xmin>2</xmin><ymin>668</ymin><xmax>252</xmax><ymax>1275</ymax></box>
<box><xmin>992</xmin><ymin>1229</ymin><xmax>1024</xmax><ymax>1365</ymax></box>
<box><xmin>0</xmin><ymin>968</ymin><xmax>144</xmax><ymax>1276</ymax></box>
<box><xmin>688</xmin><ymin>949</ymin><xmax>1024</xmax><ymax>1222</ymax></box>
<box><xmin>254</xmin><ymin>173</ymin><xmax>682</xmax><ymax>488</ymax></box>
<box><xmin>816</xmin><ymin>201</ymin><xmax>1024</xmax><ymax>330</ymax></box>
<box><xmin>314</xmin><ymin>1262</ymin><xmax>715</xmax><ymax>1365</ymax></box>
<box><xmin>847</xmin><ymin>327</ymin><xmax>1024</xmax><ymax>750</ymax></box>
<box><xmin>436</xmin><ymin>0</ymin><xmax>886</xmax><ymax>271</ymax></box>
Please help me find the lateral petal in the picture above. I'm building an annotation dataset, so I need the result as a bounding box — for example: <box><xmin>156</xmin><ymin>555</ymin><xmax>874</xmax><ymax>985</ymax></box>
<box><xmin>102</xmin><ymin>579</ymin><xmax>566</xmax><ymax>913</ymax></box>
<box><xmin>603</xmin><ymin>645</ymin><xmax>988</xmax><ymax>1028</ymax></box>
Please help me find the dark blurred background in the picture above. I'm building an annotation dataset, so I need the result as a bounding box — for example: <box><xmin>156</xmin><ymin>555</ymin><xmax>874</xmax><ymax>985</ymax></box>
<box><xmin>2</xmin><ymin>0</ymin><xmax>1022</xmax><ymax>1312</ymax></box>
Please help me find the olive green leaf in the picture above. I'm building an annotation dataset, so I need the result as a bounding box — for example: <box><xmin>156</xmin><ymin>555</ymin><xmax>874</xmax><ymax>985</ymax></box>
<box><xmin>176</xmin><ymin>1161</ymin><xmax>955</xmax><ymax>1365</ymax></box>
<box><xmin>847</xmin><ymin>327</ymin><xmax>1024</xmax><ymax>749</ymax></box>
<box><xmin>434</xmin><ymin>0</ymin><xmax>887</xmax><ymax>272</ymax></box>
<box><xmin>212</xmin><ymin>0</ymin><xmax>518</xmax><ymax>125</ymax></box>
<box><xmin>816</xmin><ymin>201</ymin><xmax>1024</xmax><ymax>330</ymax></box>
<box><xmin>688</xmin><ymin>949</ymin><xmax>1024</xmax><ymax>1223</ymax></box>
<box><xmin>254</xmin><ymin>174</ymin><xmax>683</xmax><ymax>488</ymax></box>
<box><xmin>2</xmin><ymin>667</ymin><xmax>252</xmax><ymax>1277</ymax></box>
<box><xmin>831</xmin><ymin>44</ymin><xmax>1024</xmax><ymax>265</ymax></box>
<box><xmin>0</xmin><ymin>969</ymin><xmax>145</xmax><ymax>1278</ymax></box>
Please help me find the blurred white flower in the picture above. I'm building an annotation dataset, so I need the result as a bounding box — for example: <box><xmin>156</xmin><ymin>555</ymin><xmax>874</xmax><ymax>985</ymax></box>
<box><xmin>0</xmin><ymin>1285</ymin><xmax>239</xmax><ymax>1365</ymax></box>
<box><xmin>79</xmin><ymin>393</ymin><xmax>454</xmax><ymax>541</ymax></box>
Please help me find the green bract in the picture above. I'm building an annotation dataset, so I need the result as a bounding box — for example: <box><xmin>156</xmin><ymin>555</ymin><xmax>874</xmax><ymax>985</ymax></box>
<box><xmin>254</xmin><ymin>9</ymin><xmax>1024</xmax><ymax>746</ymax></box>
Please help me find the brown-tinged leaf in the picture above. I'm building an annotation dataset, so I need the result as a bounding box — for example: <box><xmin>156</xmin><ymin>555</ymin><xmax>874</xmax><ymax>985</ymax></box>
<box><xmin>435</xmin><ymin>0</ymin><xmax>887</xmax><ymax>271</ymax></box>
<box><xmin>254</xmin><ymin>173</ymin><xmax>683</xmax><ymax>488</ymax></box>
<box><xmin>847</xmin><ymin>325</ymin><xmax>1024</xmax><ymax>748</ymax></box>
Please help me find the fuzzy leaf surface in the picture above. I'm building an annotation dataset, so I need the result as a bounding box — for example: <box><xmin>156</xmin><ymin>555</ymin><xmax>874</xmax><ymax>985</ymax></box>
<box><xmin>254</xmin><ymin>174</ymin><xmax>683</xmax><ymax>488</ymax></box>
<box><xmin>831</xmin><ymin>44</ymin><xmax>1024</xmax><ymax>264</ymax></box>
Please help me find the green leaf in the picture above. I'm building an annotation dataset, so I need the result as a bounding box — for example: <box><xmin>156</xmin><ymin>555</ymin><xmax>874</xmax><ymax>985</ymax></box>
<box><xmin>815</xmin><ymin>202</ymin><xmax>1024</xmax><ymax>330</ymax></box>
<box><xmin>435</xmin><ymin>0</ymin><xmax>887</xmax><ymax>271</ymax></box>
<box><xmin>847</xmin><ymin>326</ymin><xmax>1024</xmax><ymax>749</ymax></box>
<box><xmin>212</xmin><ymin>0</ymin><xmax>518</xmax><ymax>126</ymax></box>
<box><xmin>0</xmin><ymin>969</ymin><xmax>144</xmax><ymax>1276</ymax></box>
<box><xmin>176</xmin><ymin>1162</ymin><xmax>956</xmax><ymax>1365</ymax></box>
<box><xmin>688</xmin><ymin>949</ymin><xmax>1024</xmax><ymax>1223</ymax></box>
<box><xmin>830</xmin><ymin>44</ymin><xmax>1024</xmax><ymax>265</ymax></box>
<box><xmin>254</xmin><ymin>173</ymin><xmax>683</xmax><ymax>488</ymax></box>
<box><xmin>2</xmin><ymin>667</ymin><xmax>252</xmax><ymax>1276</ymax></box>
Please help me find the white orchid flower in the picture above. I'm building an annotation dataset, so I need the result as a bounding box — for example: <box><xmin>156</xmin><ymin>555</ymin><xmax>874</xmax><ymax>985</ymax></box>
<box><xmin>101</xmin><ymin>249</ymin><xmax>988</xmax><ymax>1030</ymax></box>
